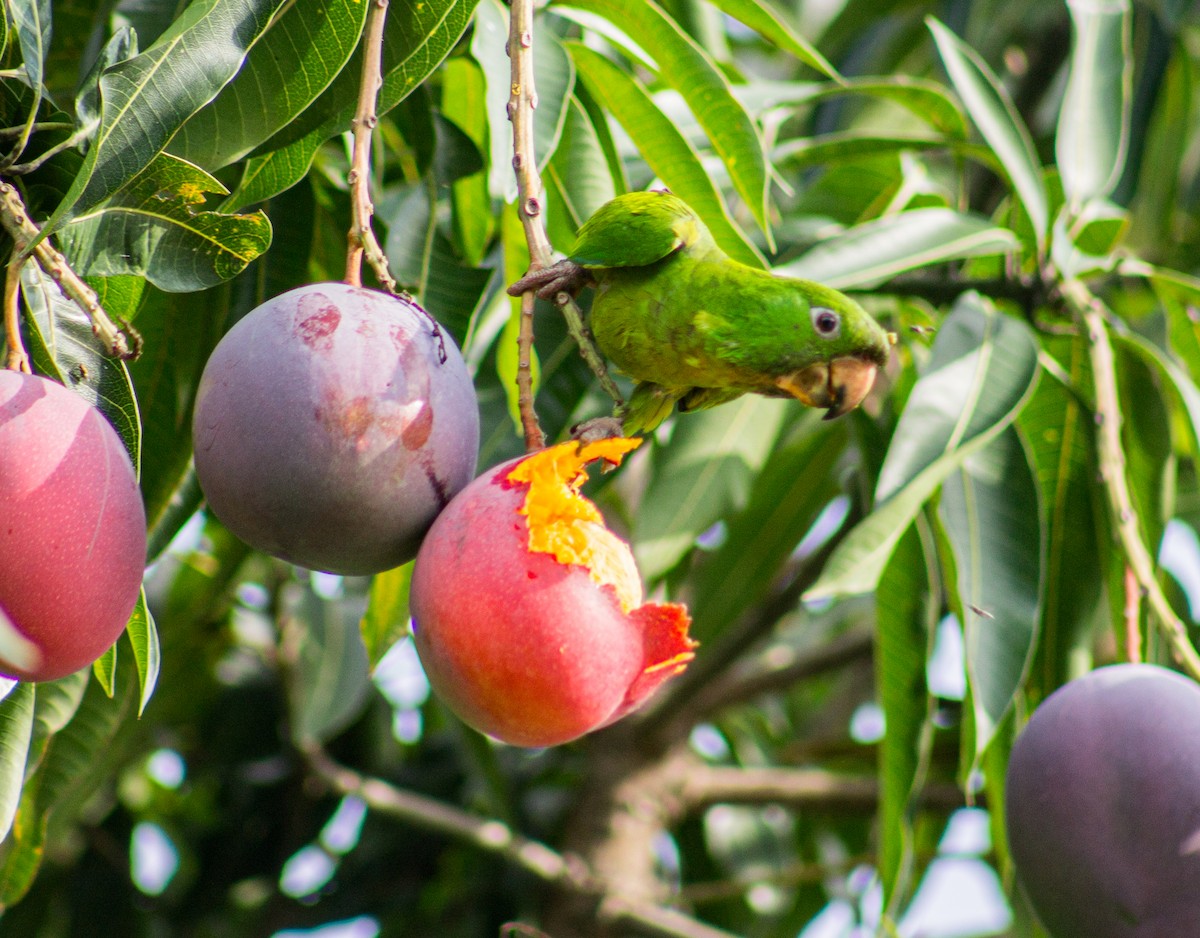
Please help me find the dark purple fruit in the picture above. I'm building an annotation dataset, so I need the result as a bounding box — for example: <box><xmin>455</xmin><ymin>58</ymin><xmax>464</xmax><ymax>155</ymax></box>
<box><xmin>1005</xmin><ymin>663</ymin><xmax>1200</xmax><ymax>938</ymax></box>
<box><xmin>192</xmin><ymin>283</ymin><xmax>478</xmax><ymax>575</ymax></box>
<box><xmin>0</xmin><ymin>370</ymin><xmax>146</xmax><ymax>681</ymax></box>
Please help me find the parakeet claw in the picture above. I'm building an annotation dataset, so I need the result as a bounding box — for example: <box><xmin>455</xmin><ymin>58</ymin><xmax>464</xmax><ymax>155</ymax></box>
<box><xmin>571</xmin><ymin>416</ymin><xmax>627</xmax><ymax>444</ymax></box>
<box><xmin>508</xmin><ymin>260</ymin><xmax>592</xmax><ymax>301</ymax></box>
<box><xmin>775</xmin><ymin>356</ymin><xmax>880</xmax><ymax>420</ymax></box>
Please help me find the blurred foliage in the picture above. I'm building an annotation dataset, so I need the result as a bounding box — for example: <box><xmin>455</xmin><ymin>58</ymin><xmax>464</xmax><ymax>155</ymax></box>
<box><xmin>0</xmin><ymin>0</ymin><xmax>1199</xmax><ymax>935</ymax></box>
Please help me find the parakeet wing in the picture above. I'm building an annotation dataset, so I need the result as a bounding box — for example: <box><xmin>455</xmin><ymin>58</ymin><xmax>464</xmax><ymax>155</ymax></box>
<box><xmin>570</xmin><ymin>191</ymin><xmax>703</xmax><ymax>269</ymax></box>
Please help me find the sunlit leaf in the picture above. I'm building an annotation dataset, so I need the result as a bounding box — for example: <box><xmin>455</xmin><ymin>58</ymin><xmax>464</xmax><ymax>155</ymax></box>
<box><xmin>0</xmin><ymin>685</ymin><xmax>33</xmax><ymax>843</ymax></box>
<box><xmin>706</xmin><ymin>0</ymin><xmax>839</xmax><ymax>80</ymax></box>
<box><xmin>777</xmin><ymin>208</ymin><xmax>1019</xmax><ymax>289</ymax></box>
<box><xmin>226</xmin><ymin>0</ymin><xmax>479</xmax><ymax>210</ymax></box>
<box><xmin>59</xmin><ymin>153</ymin><xmax>272</xmax><ymax>293</ymax></box>
<box><xmin>568</xmin><ymin>42</ymin><xmax>765</xmax><ymax>267</ymax></box>
<box><xmin>170</xmin><ymin>0</ymin><xmax>369</xmax><ymax>168</ymax></box>
<box><xmin>361</xmin><ymin>564</ymin><xmax>414</xmax><ymax>670</ymax></box>
<box><xmin>45</xmin><ymin>0</ymin><xmax>286</xmax><ymax>233</ymax></box>
<box><xmin>1056</xmin><ymin>0</ymin><xmax>1132</xmax><ymax>206</ymax></box>
<box><xmin>561</xmin><ymin>0</ymin><xmax>773</xmax><ymax>244</ymax></box>
<box><xmin>927</xmin><ymin>17</ymin><xmax>1048</xmax><ymax>250</ymax></box>
<box><xmin>125</xmin><ymin>591</ymin><xmax>160</xmax><ymax>717</ymax></box>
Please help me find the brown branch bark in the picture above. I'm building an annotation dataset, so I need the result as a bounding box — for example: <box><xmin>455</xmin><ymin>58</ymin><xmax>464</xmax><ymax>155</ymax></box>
<box><xmin>1065</xmin><ymin>280</ymin><xmax>1200</xmax><ymax>679</ymax></box>
<box><xmin>0</xmin><ymin>180</ymin><xmax>139</xmax><ymax>360</ymax></box>
<box><xmin>344</xmin><ymin>0</ymin><xmax>396</xmax><ymax>293</ymax></box>
<box><xmin>506</xmin><ymin>0</ymin><xmax>623</xmax><ymax>449</ymax></box>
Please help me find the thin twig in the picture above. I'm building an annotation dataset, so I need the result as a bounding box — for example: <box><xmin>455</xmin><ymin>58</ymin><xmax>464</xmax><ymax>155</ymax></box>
<box><xmin>1123</xmin><ymin>564</ymin><xmax>1142</xmax><ymax>663</ymax></box>
<box><xmin>344</xmin><ymin>0</ymin><xmax>396</xmax><ymax>293</ymax></box>
<box><xmin>517</xmin><ymin>290</ymin><xmax>545</xmax><ymax>449</ymax></box>
<box><xmin>3</xmin><ymin>248</ymin><xmax>29</xmax><ymax>371</ymax></box>
<box><xmin>505</xmin><ymin>0</ymin><xmax>623</xmax><ymax>450</ymax></box>
<box><xmin>0</xmin><ymin>180</ymin><xmax>139</xmax><ymax>360</ymax></box>
<box><xmin>1065</xmin><ymin>280</ymin><xmax>1200</xmax><ymax>680</ymax></box>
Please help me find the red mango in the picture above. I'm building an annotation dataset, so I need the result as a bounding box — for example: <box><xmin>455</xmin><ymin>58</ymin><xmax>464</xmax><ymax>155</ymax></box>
<box><xmin>410</xmin><ymin>438</ymin><xmax>694</xmax><ymax>747</ymax></box>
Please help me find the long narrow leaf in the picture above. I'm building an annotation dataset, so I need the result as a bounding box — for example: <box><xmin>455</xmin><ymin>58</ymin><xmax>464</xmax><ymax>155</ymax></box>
<box><xmin>927</xmin><ymin>17</ymin><xmax>1048</xmax><ymax>250</ymax></box>
<box><xmin>569</xmin><ymin>42</ymin><xmax>765</xmax><ymax>267</ymax></box>
<box><xmin>706</xmin><ymin>0</ymin><xmax>839</xmax><ymax>80</ymax></box>
<box><xmin>561</xmin><ymin>0</ymin><xmax>773</xmax><ymax>244</ymax></box>
<box><xmin>46</xmin><ymin>0</ymin><xmax>286</xmax><ymax>233</ymax></box>
<box><xmin>941</xmin><ymin>426</ymin><xmax>1042</xmax><ymax>760</ymax></box>
<box><xmin>1056</xmin><ymin>0</ymin><xmax>1132</xmax><ymax>206</ymax></box>
<box><xmin>777</xmin><ymin>208</ymin><xmax>1018</xmax><ymax>289</ymax></box>
<box><xmin>805</xmin><ymin>293</ymin><xmax>1041</xmax><ymax>600</ymax></box>
<box><xmin>170</xmin><ymin>0</ymin><xmax>370</xmax><ymax>169</ymax></box>
<box><xmin>0</xmin><ymin>685</ymin><xmax>35</xmax><ymax>843</ymax></box>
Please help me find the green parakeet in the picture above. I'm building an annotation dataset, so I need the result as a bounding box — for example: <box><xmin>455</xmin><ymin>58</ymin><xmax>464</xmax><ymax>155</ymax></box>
<box><xmin>509</xmin><ymin>190</ymin><xmax>894</xmax><ymax>433</ymax></box>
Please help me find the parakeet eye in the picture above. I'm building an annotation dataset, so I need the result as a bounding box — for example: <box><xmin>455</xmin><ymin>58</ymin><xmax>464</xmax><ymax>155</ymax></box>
<box><xmin>812</xmin><ymin>307</ymin><xmax>841</xmax><ymax>338</ymax></box>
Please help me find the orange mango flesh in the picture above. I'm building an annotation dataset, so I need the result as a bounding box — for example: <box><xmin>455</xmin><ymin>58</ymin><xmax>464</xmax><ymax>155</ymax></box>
<box><xmin>508</xmin><ymin>437</ymin><xmax>644</xmax><ymax>612</ymax></box>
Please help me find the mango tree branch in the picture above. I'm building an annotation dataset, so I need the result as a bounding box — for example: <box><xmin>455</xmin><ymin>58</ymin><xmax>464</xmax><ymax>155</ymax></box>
<box><xmin>303</xmin><ymin>742</ymin><xmax>739</xmax><ymax>938</ymax></box>
<box><xmin>344</xmin><ymin>0</ymin><xmax>396</xmax><ymax>293</ymax></box>
<box><xmin>0</xmin><ymin>180</ymin><xmax>139</xmax><ymax>360</ymax></box>
<box><xmin>4</xmin><ymin>249</ymin><xmax>28</xmax><ymax>371</ymax></box>
<box><xmin>1064</xmin><ymin>279</ymin><xmax>1200</xmax><ymax>680</ymax></box>
<box><xmin>505</xmin><ymin>0</ymin><xmax>623</xmax><ymax>450</ymax></box>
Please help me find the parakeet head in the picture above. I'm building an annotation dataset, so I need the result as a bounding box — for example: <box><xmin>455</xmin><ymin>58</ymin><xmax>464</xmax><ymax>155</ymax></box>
<box><xmin>767</xmin><ymin>279</ymin><xmax>894</xmax><ymax>419</ymax></box>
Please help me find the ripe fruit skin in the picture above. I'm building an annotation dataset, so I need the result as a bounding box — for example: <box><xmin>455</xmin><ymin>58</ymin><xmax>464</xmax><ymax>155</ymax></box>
<box><xmin>410</xmin><ymin>440</ymin><xmax>694</xmax><ymax>748</ymax></box>
<box><xmin>1005</xmin><ymin>664</ymin><xmax>1200</xmax><ymax>938</ymax></box>
<box><xmin>0</xmin><ymin>371</ymin><xmax>146</xmax><ymax>682</ymax></box>
<box><xmin>192</xmin><ymin>283</ymin><xmax>479</xmax><ymax>575</ymax></box>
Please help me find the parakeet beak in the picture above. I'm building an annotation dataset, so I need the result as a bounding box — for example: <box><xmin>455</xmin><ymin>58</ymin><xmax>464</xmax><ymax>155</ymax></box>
<box><xmin>776</xmin><ymin>357</ymin><xmax>880</xmax><ymax>420</ymax></box>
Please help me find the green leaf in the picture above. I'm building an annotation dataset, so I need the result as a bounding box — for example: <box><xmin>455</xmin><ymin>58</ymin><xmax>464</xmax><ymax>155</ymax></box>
<box><xmin>126</xmin><ymin>284</ymin><xmax>227</xmax><ymax>559</ymax></box>
<box><xmin>805</xmin><ymin>293</ymin><xmax>1041</xmax><ymax>601</ymax></box>
<box><xmin>544</xmin><ymin>96</ymin><xmax>619</xmax><ymax>244</ymax></box>
<box><xmin>0</xmin><ymin>660</ymin><xmax>135</xmax><ymax>907</ymax></box>
<box><xmin>1018</xmin><ymin>335</ymin><xmax>1104</xmax><ymax>695</ymax></box>
<box><xmin>59</xmin><ymin>153</ymin><xmax>272</xmax><ymax>292</ymax></box>
<box><xmin>124</xmin><ymin>591</ymin><xmax>159</xmax><ymax>717</ymax></box>
<box><xmin>737</xmin><ymin>75</ymin><xmax>968</xmax><ymax>139</ymax></box>
<box><xmin>360</xmin><ymin>564</ymin><xmax>414</xmax><ymax>670</ymax></box>
<box><xmin>289</xmin><ymin>587</ymin><xmax>372</xmax><ymax>746</ymax></box>
<box><xmin>20</xmin><ymin>265</ymin><xmax>141</xmax><ymax>471</ymax></box>
<box><xmin>1116</xmin><ymin>328</ymin><xmax>1200</xmax><ymax>461</ymax></box>
<box><xmin>4</xmin><ymin>0</ymin><xmax>50</xmax><ymax>166</ymax></box>
<box><xmin>568</xmin><ymin>41</ymin><xmax>765</xmax><ymax>268</ymax></box>
<box><xmin>776</xmin><ymin>208</ymin><xmax>1019</xmax><ymax>289</ymax></box>
<box><xmin>774</xmin><ymin>132</ymin><xmax>995</xmax><ymax>176</ymax></box>
<box><xmin>560</xmin><ymin>0</ymin><xmax>773</xmax><ymax>245</ymax></box>
<box><xmin>875</xmin><ymin>519</ymin><xmax>937</xmax><ymax>913</ymax></box>
<box><xmin>474</xmin><ymin>0</ymin><xmax>574</xmax><ymax>202</ymax></box>
<box><xmin>1056</xmin><ymin>0</ymin><xmax>1132</xmax><ymax>206</ymax></box>
<box><xmin>226</xmin><ymin>0</ymin><xmax>480</xmax><ymax>211</ymax></box>
<box><xmin>927</xmin><ymin>17</ymin><xmax>1049</xmax><ymax>250</ymax></box>
<box><xmin>634</xmin><ymin>396</ymin><xmax>790</xmax><ymax>582</ymax></box>
<box><xmin>705</xmin><ymin>0</ymin><xmax>839</xmax><ymax>80</ymax></box>
<box><xmin>91</xmin><ymin>646</ymin><xmax>116</xmax><ymax>698</ymax></box>
<box><xmin>940</xmin><ymin>426</ymin><xmax>1041</xmax><ymax>760</ymax></box>
<box><xmin>45</xmin><ymin>0</ymin><xmax>286</xmax><ymax>233</ymax></box>
<box><xmin>170</xmin><ymin>0</ymin><xmax>370</xmax><ymax>168</ymax></box>
<box><xmin>688</xmin><ymin>417</ymin><xmax>848</xmax><ymax>643</ymax></box>
<box><xmin>0</xmin><ymin>685</ymin><xmax>34</xmax><ymax>844</ymax></box>
<box><xmin>442</xmin><ymin>57</ymin><xmax>494</xmax><ymax>267</ymax></box>
<box><xmin>26</xmin><ymin>672</ymin><xmax>88</xmax><ymax>773</ymax></box>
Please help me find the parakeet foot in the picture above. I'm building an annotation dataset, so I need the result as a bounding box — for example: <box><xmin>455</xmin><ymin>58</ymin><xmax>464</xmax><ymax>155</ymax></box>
<box><xmin>508</xmin><ymin>260</ymin><xmax>592</xmax><ymax>301</ymax></box>
<box><xmin>570</xmin><ymin>416</ymin><xmax>627</xmax><ymax>443</ymax></box>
